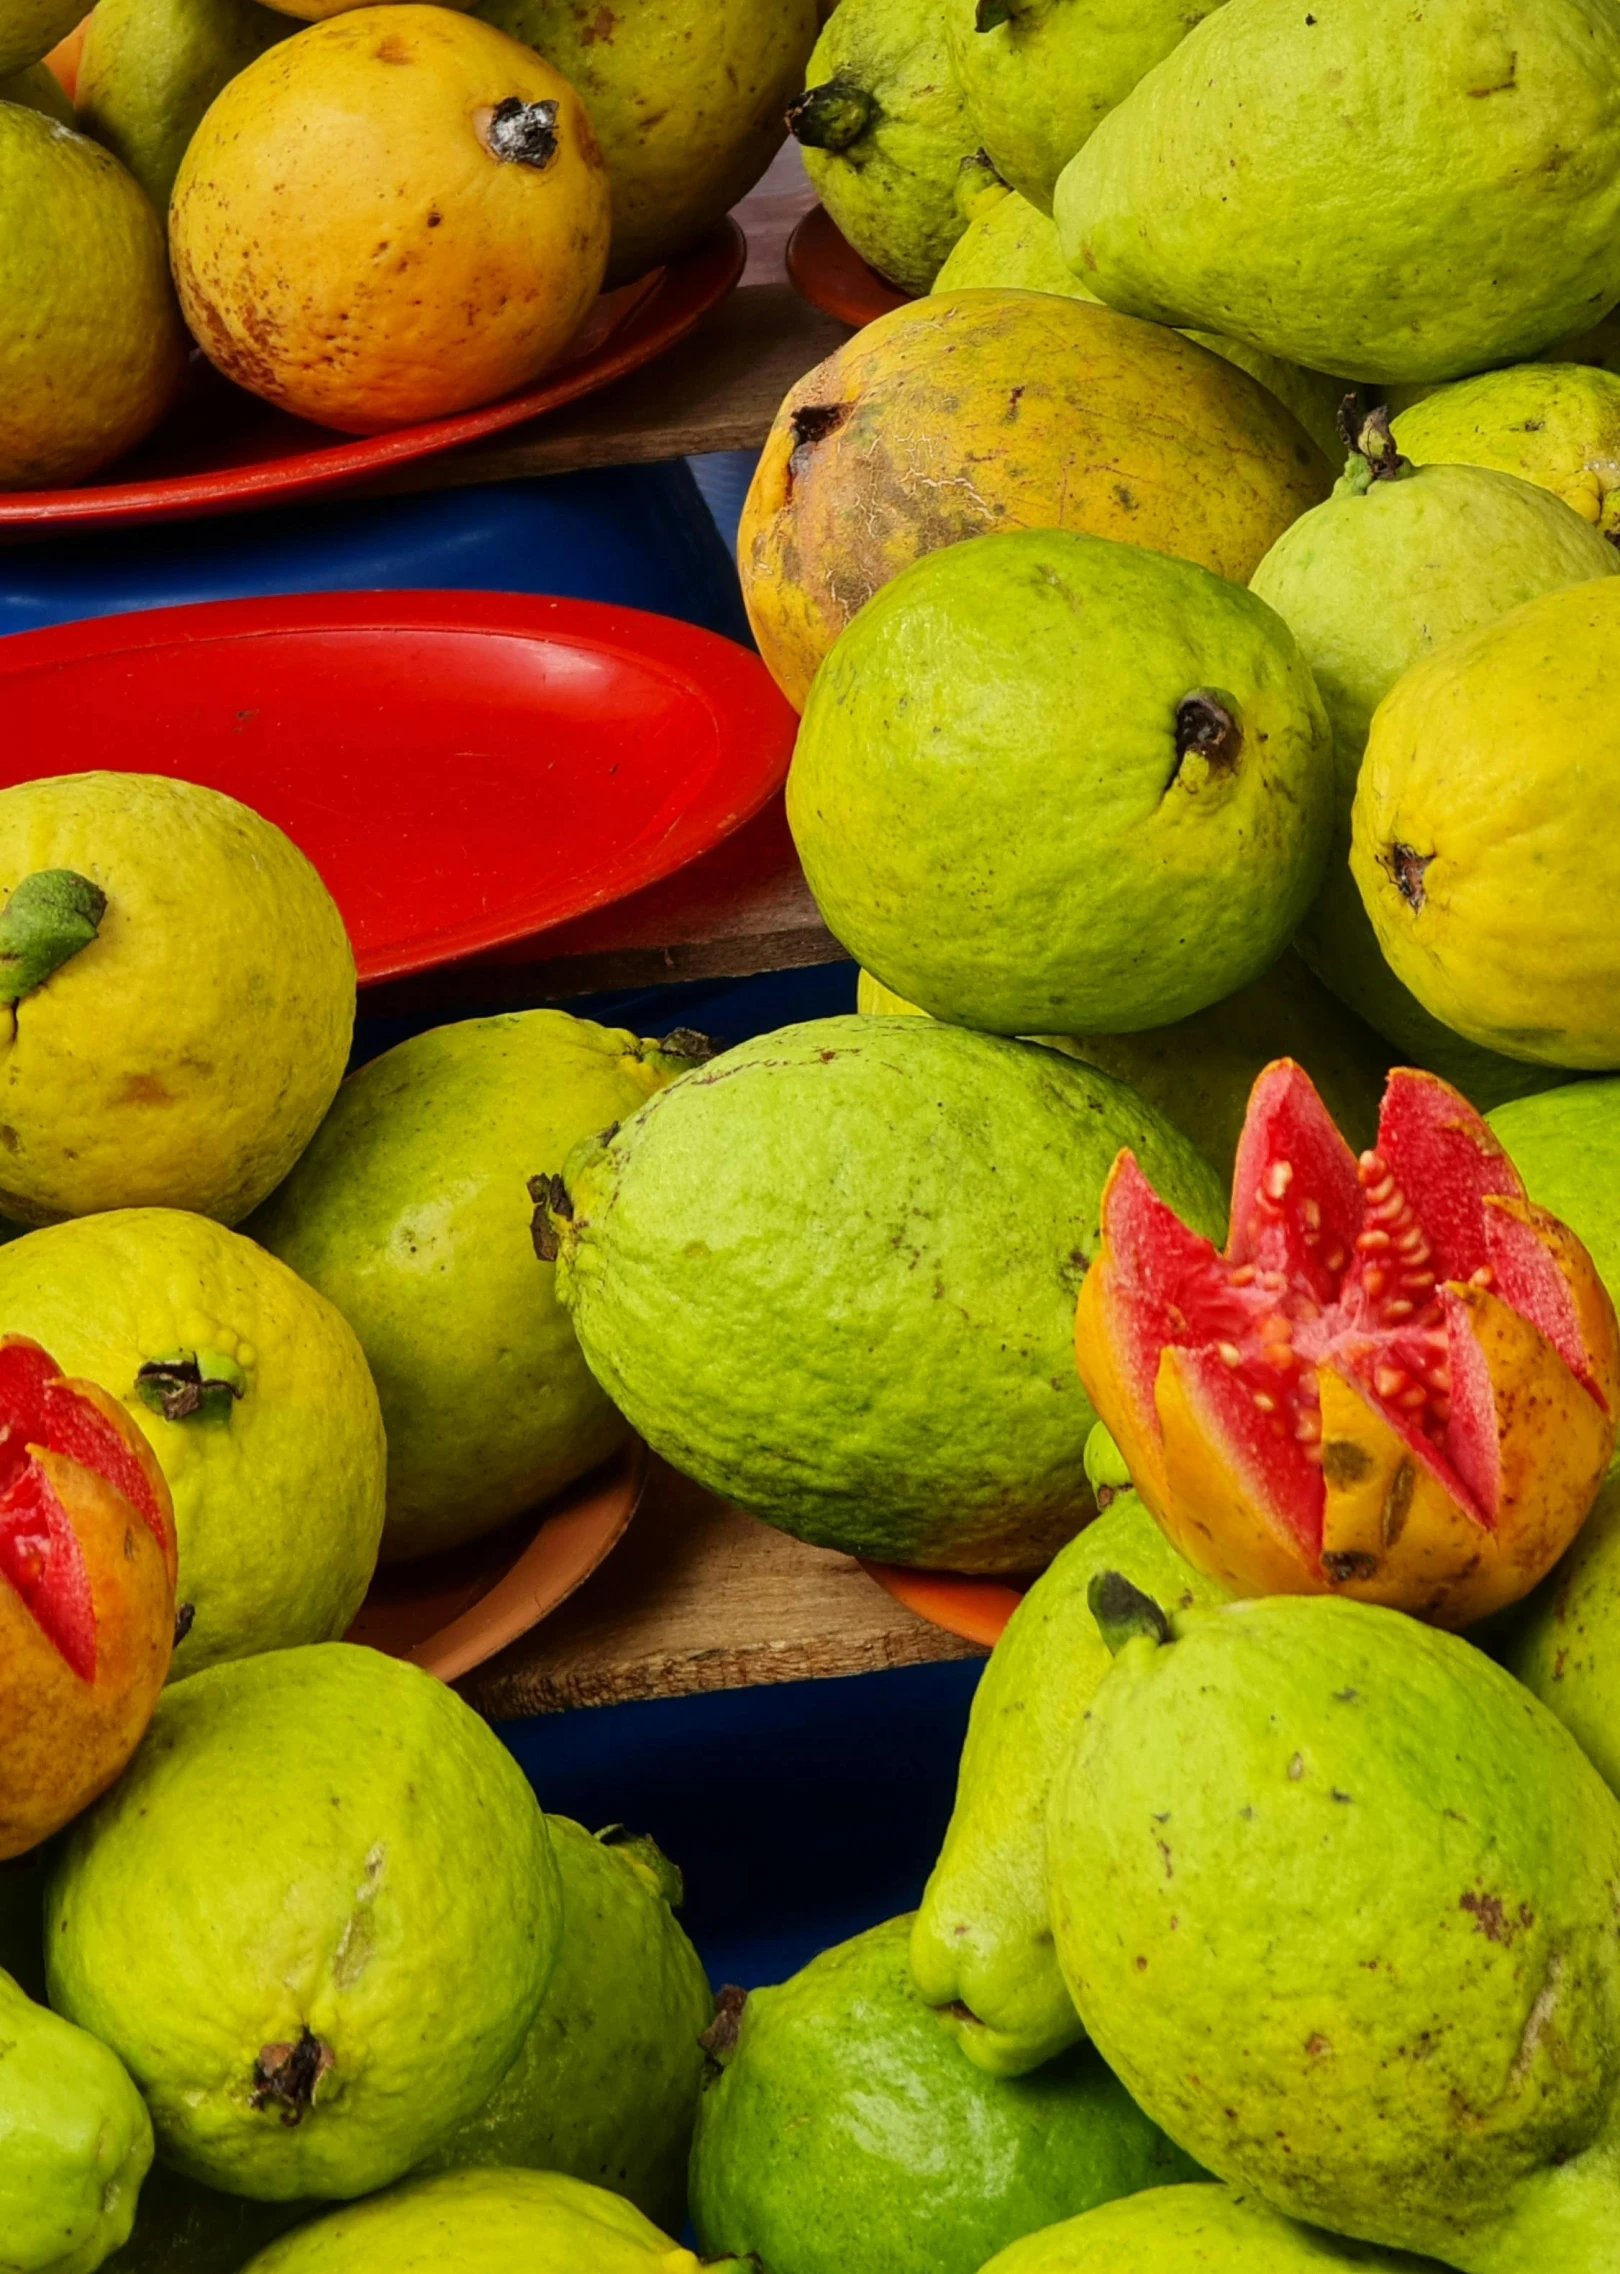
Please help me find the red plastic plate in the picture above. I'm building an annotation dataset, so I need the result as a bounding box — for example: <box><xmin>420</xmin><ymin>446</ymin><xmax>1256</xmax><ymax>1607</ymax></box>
<box><xmin>860</xmin><ymin>1561</ymin><xmax>1024</xmax><ymax>1648</ymax></box>
<box><xmin>0</xmin><ymin>222</ymin><xmax>745</xmax><ymax>536</ymax></box>
<box><xmin>786</xmin><ymin>205</ymin><xmax>914</xmax><ymax>330</ymax></box>
<box><xmin>0</xmin><ymin>590</ymin><xmax>799</xmax><ymax>984</ymax></box>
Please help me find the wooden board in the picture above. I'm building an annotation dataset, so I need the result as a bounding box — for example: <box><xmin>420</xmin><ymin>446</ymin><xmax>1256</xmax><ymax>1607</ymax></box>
<box><xmin>463</xmin><ymin>1459</ymin><xmax>987</xmax><ymax>1719</ymax></box>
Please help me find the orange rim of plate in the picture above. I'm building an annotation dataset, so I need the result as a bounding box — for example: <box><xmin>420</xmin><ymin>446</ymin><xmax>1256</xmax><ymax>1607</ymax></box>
<box><xmin>786</xmin><ymin>205</ymin><xmax>915</xmax><ymax>330</ymax></box>
<box><xmin>859</xmin><ymin>1559</ymin><xmax>1025</xmax><ymax>1648</ymax></box>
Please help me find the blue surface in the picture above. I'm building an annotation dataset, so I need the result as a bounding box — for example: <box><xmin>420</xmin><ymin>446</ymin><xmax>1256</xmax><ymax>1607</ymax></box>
<box><xmin>500</xmin><ymin>1657</ymin><xmax>983</xmax><ymax>1995</ymax></box>
<box><xmin>0</xmin><ymin>464</ymin><xmax>751</xmax><ymax>645</ymax></box>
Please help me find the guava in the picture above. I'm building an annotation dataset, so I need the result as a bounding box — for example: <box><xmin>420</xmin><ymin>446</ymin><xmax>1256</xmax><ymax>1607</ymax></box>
<box><xmin>931</xmin><ymin>189</ymin><xmax>1349</xmax><ymax>460</ymax></box>
<box><xmin>788</xmin><ymin>0</ymin><xmax>979</xmax><ymax>293</ymax></box>
<box><xmin>46</xmin><ymin>1643</ymin><xmax>560</xmax><ymax>2201</ymax></box>
<box><xmin>1352</xmin><ymin>577</ymin><xmax>1620</xmax><ymax>1068</ymax></box>
<box><xmin>980</xmin><ymin>2185</ymin><xmax>1435</xmax><ymax>2270</ymax></box>
<box><xmin>547</xmin><ymin>1016</ymin><xmax>1224</xmax><ymax>1570</ymax></box>
<box><xmin>1393</xmin><ymin>364</ymin><xmax>1620</xmax><ymax>541</ymax></box>
<box><xmin>0</xmin><ymin>1965</ymin><xmax>153</xmax><ymax>2274</ymax></box>
<box><xmin>1485</xmin><ymin>1082</ymin><xmax>1620</xmax><ymax>1310</ymax></box>
<box><xmin>1048</xmin><ymin>1592</ymin><xmax>1620</xmax><ymax>2269</ymax></box>
<box><xmin>242</xmin><ymin>2169</ymin><xmax>744</xmax><ymax>2273</ymax></box>
<box><xmin>0</xmin><ymin>0</ymin><xmax>80</xmax><ymax>76</ymax></box>
<box><xmin>0</xmin><ymin>1210</ymin><xmax>386</xmax><ymax>1676</ymax></box>
<box><xmin>1078</xmin><ymin>1060</ymin><xmax>1620</xmax><ymax>1627</ymax></box>
<box><xmin>474</xmin><ymin>0</ymin><xmax>818</xmax><ymax>284</ymax></box>
<box><xmin>76</xmin><ymin>0</ymin><xmax>290</xmax><ymax>213</ymax></box>
<box><xmin>857</xmin><ymin>948</ymin><xmax>1389</xmax><ymax>1178</ymax></box>
<box><xmin>789</xmin><ymin>529</ymin><xmax>1332</xmax><ymax>1035</ymax></box>
<box><xmin>1508</xmin><ymin>1470</ymin><xmax>1620</xmax><ymax>1797</ymax></box>
<box><xmin>0</xmin><ymin>776</ymin><xmax>353</xmax><ymax>1224</ymax></box>
<box><xmin>420</xmin><ymin>1819</ymin><xmax>712</xmax><ymax>2232</ymax></box>
<box><xmin>689</xmin><ymin>1915</ymin><xmax>1201</xmax><ymax>2274</ymax></box>
<box><xmin>740</xmin><ymin>290</ymin><xmax>1330</xmax><ymax>708</ymax></box>
<box><xmin>1054</xmin><ymin>0</ymin><xmax>1620</xmax><ymax>384</ymax></box>
<box><xmin>0</xmin><ymin>1337</ymin><xmax>176</xmax><ymax>1860</ymax></box>
<box><xmin>912</xmin><ymin>1484</ymin><xmax>1227</xmax><ymax>2076</ymax></box>
<box><xmin>1251</xmin><ymin>419</ymin><xmax>1617</xmax><ymax>1107</ymax></box>
<box><xmin>0</xmin><ymin>57</ymin><xmax>70</xmax><ymax>118</ymax></box>
<box><xmin>943</xmin><ymin>0</ymin><xmax>1227</xmax><ymax>214</ymax></box>
<box><xmin>248</xmin><ymin>1013</ymin><xmax>699</xmax><ymax>1564</ymax></box>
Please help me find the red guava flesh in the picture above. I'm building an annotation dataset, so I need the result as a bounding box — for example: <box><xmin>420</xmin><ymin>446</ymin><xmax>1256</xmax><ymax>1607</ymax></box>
<box><xmin>1084</xmin><ymin>1062</ymin><xmax>1614</xmax><ymax>1566</ymax></box>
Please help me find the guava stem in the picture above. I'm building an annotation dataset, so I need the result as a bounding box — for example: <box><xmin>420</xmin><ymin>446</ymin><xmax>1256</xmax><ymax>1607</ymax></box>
<box><xmin>659</xmin><ymin>1028</ymin><xmax>718</xmax><ymax>1064</ymax></box>
<box><xmin>173</xmin><ymin>1602</ymin><xmax>195</xmax><ymax>1647</ymax></box>
<box><xmin>0</xmin><ymin>870</ymin><xmax>106</xmax><ymax>1008</ymax></box>
<box><xmin>699</xmin><ymin>1984</ymin><xmax>748</xmax><ymax>2066</ymax></box>
<box><xmin>134</xmin><ymin>1355</ymin><xmax>244</xmax><ymax>1425</ymax></box>
<box><xmin>1089</xmin><ymin>1570</ymin><xmax>1171</xmax><ymax>1655</ymax></box>
<box><xmin>786</xmin><ymin>79</ymin><xmax>876</xmax><ymax>153</ymax></box>
<box><xmin>483</xmin><ymin>95</ymin><xmax>560</xmax><ymax>169</ymax></box>
<box><xmin>250</xmin><ymin>2029</ymin><xmax>333</xmax><ymax>2127</ymax></box>
<box><xmin>1335</xmin><ymin>396</ymin><xmax>1408</xmax><ymax>484</ymax></box>
<box><xmin>976</xmin><ymin>0</ymin><xmax>1018</xmax><ymax>27</ymax></box>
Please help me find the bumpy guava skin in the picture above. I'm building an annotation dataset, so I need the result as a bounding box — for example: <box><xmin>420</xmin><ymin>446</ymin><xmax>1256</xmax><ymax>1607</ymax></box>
<box><xmin>1394</xmin><ymin>365</ymin><xmax>1620</xmax><ymax>541</ymax></box>
<box><xmin>75</xmin><ymin>0</ymin><xmax>289</xmax><ymax>211</ymax></box>
<box><xmin>1049</xmin><ymin>1595</ymin><xmax>1620</xmax><ymax>2270</ymax></box>
<box><xmin>912</xmin><ymin>1490</ymin><xmax>1226</xmax><ymax>2075</ymax></box>
<box><xmin>1056</xmin><ymin>0</ymin><xmax>1620</xmax><ymax>383</ymax></box>
<box><xmin>1509</xmin><ymin>1473</ymin><xmax>1620</xmax><ymax>1799</ymax></box>
<box><xmin>1488</xmin><ymin>1081</ymin><xmax>1620</xmax><ymax>1312</ymax></box>
<box><xmin>980</xmin><ymin>2183</ymin><xmax>1436</xmax><ymax>2269</ymax></box>
<box><xmin>550</xmin><ymin>1017</ymin><xmax>1225</xmax><ymax>1571</ymax></box>
<box><xmin>0</xmin><ymin>1967</ymin><xmax>153</xmax><ymax>2274</ymax></box>
<box><xmin>690</xmin><ymin>1916</ymin><xmax>1200</xmax><ymax>2274</ymax></box>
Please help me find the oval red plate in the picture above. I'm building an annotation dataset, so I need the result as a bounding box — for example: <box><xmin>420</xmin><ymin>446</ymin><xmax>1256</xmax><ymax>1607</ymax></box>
<box><xmin>0</xmin><ymin>590</ymin><xmax>799</xmax><ymax>983</ymax></box>
<box><xmin>0</xmin><ymin>222</ymin><xmax>745</xmax><ymax>536</ymax></box>
<box><xmin>786</xmin><ymin>205</ymin><xmax>914</xmax><ymax>330</ymax></box>
<box><xmin>860</xmin><ymin>1561</ymin><xmax>1024</xmax><ymax>1648</ymax></box>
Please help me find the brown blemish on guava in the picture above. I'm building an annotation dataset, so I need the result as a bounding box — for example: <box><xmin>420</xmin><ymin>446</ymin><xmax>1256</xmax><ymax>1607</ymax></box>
<box><xmin>173</xmin><ymin>1602</ymin><xmax>195</xmax><ymax>1646</ymax></box>
<box><xmin>1387</xmin><ymin>843</ymin><xmax>1433</xmax><ymax>911</ymax></box>
<box><xmin>528</xmin><ymin>1173</ymin><xmax>570</xmax><ymax>1262</ymax></box>
<box><xmin>1382</xmin><ymin>1457</ymin><xmax>1416</xmax><ymax>1546</ymax></box>
<box><xmin>1322</xmin><ymin>1549</ymin><xmax>1380</xmax><ymax>1583</ymax></box>
<box><xmin>1321</xmin><ymin>1440</ymin><xmax>1373</xmax><ymax>1489</ymax></box>
<box><xmin>483</xmin><ymin>97</ymin><xmax>561</xmax><ymax>170</ymax></box>
<box><xmin>580</xmin><ymin>5</ymin><xmax>616</xmax><ymax>41</ymax></box>
<box><xmin>250</xmin><ymin>2029</ymin><xmax>333</xmax><ymax>2125</ymax></box>
<box><xmin>373</xmin><ymin>32</ymin><xmax>410</xmax><ymax>62</ymax></box>
<box><xmin>1461</xmin><ymin>1890</ymin><xmax>1534</xmax><ymax>1945</ymax></box>
<box><xmin>1171</xmin><ymin>692</ymin><xmax>1242</xmax><ymax>781</ymax></box>
<box><xmin>700</xmin><ymin>1984</ymin><xmax>748</xmax><ymax>2063</ymax></box>
<box><xmin>786</xmin><ymin>402</ymin><xmax>853</xmax><ymax>492</ymax></box>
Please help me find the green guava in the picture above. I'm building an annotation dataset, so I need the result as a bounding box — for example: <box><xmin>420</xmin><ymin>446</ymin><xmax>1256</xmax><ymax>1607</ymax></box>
<box><xmin>0</xmin><ymin>1211</ymin><xmax>386</xmax><ymax>1675</ymax></box>
<box><xmin>0</xmin><ymin>1966</ymin><xmax>152</xmax><ymax>2274</ymax></box>
<box><xmin>1508</xmin><ymin>1472</ymin><xmax>1620</xmax><ymax>1799</ymax></box>
<box><xmin>249</xmin><ymin>1014</ymin><xmax>699</xmax><ymax>1564</ymax></box>
<box><xmin>1250</xmin><ymin>436</ymin><xmax>1617</xmax><ymax>1107</ymax></box>
<box><xmin>1055</xmin><ymin>0</ymin><xmax>1620</xmax><ymax>383</ymax></box>
<box><xmin>45</xmin><ymin>1644</ymin><xmax>560</xmax><ymax>2203</ymax></box>
<box><xmin>0</xmin><ymin>59</ymin><xmax>70</xmax><ymax>121</ymax></box>
<box><xmin>689</xmin><ymin>1915</ymin><xmax>1202</xmax><ymax>2274</ymax></box>
<box><xmin>76</xmin><ymin>0</ymin><xmax>290</xmax><ymax>214</ymax></box>
<box><xmin>789</xmin><ymin>529</ymin><xmax>1332</xmax><ymax>1037</ymax></box>
<box><xmin>979</xmin><ymin>2184</ymin><xmax>1434</xmax><ymax>2269</ymax></box>
<box><xmin>1486</xmin><ymin>1080</ymin><xmax>1619</xmax><ymax>1307</ymax></box>
<box><xmin>1393</xmin><ymin>364</ymin><xmax>1620</xmax><ymax>542</ymax></box>
<box><xmin>1048</xmin><ymin>1594</ymin><xmax>1620</xmax><ymax>2270</ymax></box>
<box><xmin>236</xmin><ymin>2169</ymin><xmax>742</xmax><ymax>2273</ymax></box>
<box><xmin>419</xmin><ymin>1819</ymin><xmax>712</xmax><ymax>2232</ymax></box>
<box><xmin>0</xmin><ymin>0</ymin><xmax>79</xmax><ymax>77</ymax></box>
<box><xmin>473</xmin><ymin>0</ymin><xmax>818</xmax><ymax>283</ymax></box>
<box><xmin>549</xmin><ymin>1016</ymin><xmax>1225</xmax><ymax>1571</ymax></box>
<box><xmin>943</xmin><ymin>0</ymin><xmax>1227</xmax><ymax>214</ymax></box>
<box><xmin>931</xmin><ymin>186</ymin><xmax>1348</xmax><ymax>458</ymax></box>
<box><xmin>912</xmin><ymin>1486</ymin><xmax>1228</xmax><ymax>2076</ymax></box>
<box><xmin>858</xmin><ymin>946</ymin><xmax>1390</xmax><ymax>1177</ymax></box>
<box><xmin>98</xmin><ymin>2171</ymin><xmax>307</xmax><ymax>2274</ymax></box>
<box><xmin>788</xmin><ymin>0</ymin><xmax>980</xmax><ymax>293</ymax></box>
<box><xmin>1352</xmin><ymin>577</ymin><xmax>1620</xmax><ymax>1069</ymax></box>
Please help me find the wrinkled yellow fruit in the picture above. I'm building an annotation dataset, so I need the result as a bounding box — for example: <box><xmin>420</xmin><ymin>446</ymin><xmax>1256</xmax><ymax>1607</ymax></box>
<box><xmin>169</xmin><ymin>5</ymin><xmax>610</xmax><ymax>433</ymax></box>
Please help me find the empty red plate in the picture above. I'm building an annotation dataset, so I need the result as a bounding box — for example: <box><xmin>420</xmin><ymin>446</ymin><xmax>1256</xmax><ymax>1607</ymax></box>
<box><xmin>0</xmin><ymin>591</ymin><xmax>799</xmax><ymax>983</ymax></box>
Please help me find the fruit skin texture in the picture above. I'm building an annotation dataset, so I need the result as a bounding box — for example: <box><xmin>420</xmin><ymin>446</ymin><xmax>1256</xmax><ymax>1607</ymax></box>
<box><xmin>789</xmin><ymin>0</ymin><xmax>979</xmax><ymax>293</ymax></box>
<box><xmin>912</xmin><ymin>1488</ymin><xmax>1227</xmax><ymax>2077</ymax></box>
<box><xmin>170</xmin><ymin>7</ymin><xmax>610</xmax><ymax>433</ymax></box>
<box><xmin>1509</xmin><ymin>1471</ymin><xmax>1620</xmax><ymax>1799</ymax></box>
<box><xmin>1488</xmin><ymin>1081</ymin><xmax>1620</xmax><ymax>1312</ymax></box>
<box><xmin>0</xmin><ymin>1338</ymin><xmax>177</xmax><ymax>1859</ymax></box>
<box><xmin>0</xmin><ymin>0</ymin><xmax>81</xmax><ymax>75</ymax></box>
<box><xmin>943</xmin><ymin>0</ymin><xmax>1228</xmax><ymax>215</ymax></box>
<box><xmin>1353</xmin><ymin>578</ymin><xmax>1620</xmax><ymax>1069</ymax></box>
<box><xmin>46</xmin><ymin>1643</ymin><xmax>561</xmax><ymax>2203</ymax></box>
<box><xmin>0</xmin><ymin>108</ymin><xmax>186</xmax><ymax>487</ymax></box>
<box><xmin>1394</xmin><ymin>364</ymin><xmax>1620</xmax><ymax>541</ymax></box>
<box><xmin>476</xmin><ymin>0</ymin><xmax>817</xmax><ymax>286</ymax></box>
<box><xmin>1048</xmin><ymin>1596</ymin><xmax>1620</xmax><ymax>2271</ymax></box>
<box><xmin>249</xmin><ymin>1013</ymin><xmax>696</xmax><ymax>1564</ymax></box>
<box><xmin>857</xmin><ymin>951</ymin><xmax>1388</xmax><ymax>1181</ymax></box>
<box><xmin>1078</xmin><ymin>1062</ymin><xmax>1620</xmax><ymax>1628</ymax></box>
<box><xmin>935</xmin><ymin>189</ymin><xmax>1348</xmax><ymax>461</ymax></box>
<box><xmin>980</xmin><ymin>2184</ymin><xmax>1436</xmax><ymax>2269</ymax></box>
<box><xmin>420</xmin><ymin>1819</ymin><xmax>712</xmax><ymax>2233</ymax></box>
<box><xmin>741</xmin><ymin>289</ymin><xmax>1330</xmax><ymax>710</ymax></box>
<box><xmin>0</xmin><ymin>1209</ymin><xmax>387</xmax><ymax>1678</ymax></box>
<box><xmin>76</xmin><ymin>0</ymin><xmax>289</xmax><ymax>212</ymax></box>
<box><xmin>690</xmin><ymin>1916</ymin><xmax>1202</xmax><ymax>2274</ymax></box>
<box><xmin>0</xmin><ymin>772</ymin><xmax>355</xmax><ymax>1226</ymax></box>
<box><xmin>264</xmin><ymin>0</ymin><xmax>469</xmax><ymax>15</ymax></box>
<box><xmin>239</xmin><ymin>2168</ymin><xmax>733</xmax><ymax>2273</ymax></box>
<box><xmin>0</xmin><ymin>1964</ymin><xmax>154</xmax><ymax>2274</ymax></box>
<box><xmin>1252</xmin><ymin>457</ymin><xmax>1617</xmax><ymax>1107</ymax></box>
<box><xmin>551</xmin><ymin>1017</ymin><xmax>1225</xmax><ymax>1572</ymax></box>
<box><xmin>790</xmin><ymin>528</ymin><xmax>1332</xmax><ymax>1036</ymax></box>
<box><xmin>1054</xmin><ymin>0</ymin><xmax>1620</xmax><ymax>385</ymax></box>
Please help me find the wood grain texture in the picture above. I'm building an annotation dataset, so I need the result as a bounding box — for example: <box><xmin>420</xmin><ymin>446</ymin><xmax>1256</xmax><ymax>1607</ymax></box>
<box><xmin>463</xmin><ymin>1458</ymin><xmax>986</xmax><ymax>1719</ymax></box>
